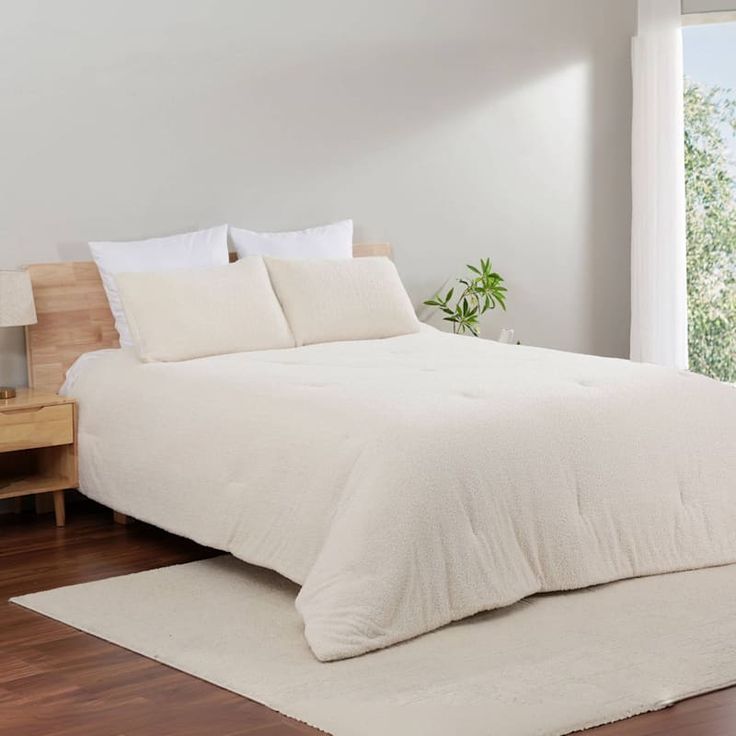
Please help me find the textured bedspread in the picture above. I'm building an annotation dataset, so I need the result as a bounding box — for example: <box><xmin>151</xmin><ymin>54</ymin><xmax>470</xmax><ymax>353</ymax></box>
<box><xmin>63</xmin><ymin>329</ymin><xmax>736</xmax><ymax>661</ymax></box>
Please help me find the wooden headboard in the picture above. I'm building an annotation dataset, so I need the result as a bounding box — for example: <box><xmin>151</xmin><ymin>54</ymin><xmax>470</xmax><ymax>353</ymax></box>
<box><xmin>25</xmin><ymin>243</ymin><xmax>393</xmax><ymax>393</ymax></box>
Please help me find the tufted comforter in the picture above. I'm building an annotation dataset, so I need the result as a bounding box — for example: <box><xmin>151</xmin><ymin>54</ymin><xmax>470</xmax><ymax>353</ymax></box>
<box><xmin>63</xmin><ymin>328</ymin><xmax>736</xmax><ymax>661</ymax></box>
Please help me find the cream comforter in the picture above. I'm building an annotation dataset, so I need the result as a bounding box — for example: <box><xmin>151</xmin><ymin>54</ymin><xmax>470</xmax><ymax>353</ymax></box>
<box><xmin>63</xmin><ymin>329</ymin><xmax>736</xmax><ymax>661</ymax></box>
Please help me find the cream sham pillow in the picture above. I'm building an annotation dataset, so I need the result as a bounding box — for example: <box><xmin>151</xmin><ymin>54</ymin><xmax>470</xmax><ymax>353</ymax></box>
<box><xmin>265</xmin><ymin>256</ymin><xmax>420</xmax><ymax>346</ymax></box>
<box><xmin>116</xmin><ymin>258</ymin><xmax>295</xmax><ymax>362</ymax></box>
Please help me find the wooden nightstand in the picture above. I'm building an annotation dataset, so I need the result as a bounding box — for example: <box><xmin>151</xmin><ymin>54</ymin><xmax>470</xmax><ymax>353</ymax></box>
<box><xmin>0</xmin><ymin>389</ymin><xmax>77</xmax><ymax>527</ymax></box>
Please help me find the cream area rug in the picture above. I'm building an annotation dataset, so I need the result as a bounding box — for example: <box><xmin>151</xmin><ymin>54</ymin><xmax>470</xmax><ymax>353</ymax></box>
<box><xmin>11</xmin><ymin>556</ymin><xmax>736</xmax><ymax>736</ymax></box>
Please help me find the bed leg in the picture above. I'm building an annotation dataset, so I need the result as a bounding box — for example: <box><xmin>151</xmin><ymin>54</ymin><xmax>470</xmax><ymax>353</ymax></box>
<box><xmin>113</xmin><ymin>511</ymin><xmax>131</xmax><ymax>525</ymax></box>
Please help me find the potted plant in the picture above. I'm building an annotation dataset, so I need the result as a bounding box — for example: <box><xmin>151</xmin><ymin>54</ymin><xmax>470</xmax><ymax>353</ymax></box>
<box><xmin>423</xmin><ymin>258</ymin><xmax>507</xmax><ymax>337</ymax></box>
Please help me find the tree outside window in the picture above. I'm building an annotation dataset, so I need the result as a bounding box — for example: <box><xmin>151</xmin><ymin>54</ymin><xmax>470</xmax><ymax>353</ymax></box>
<box><xmin>683</xmin><ymin>22</ymin><xmax>736</xmax><ymax>382</ymax></box>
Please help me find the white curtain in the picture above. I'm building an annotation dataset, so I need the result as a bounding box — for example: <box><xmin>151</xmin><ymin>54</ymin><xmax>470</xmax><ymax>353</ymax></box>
<box><xmin>630</xmin><ymin>0</ymin><xmax>689</xmax><ymax>369</ymax></box>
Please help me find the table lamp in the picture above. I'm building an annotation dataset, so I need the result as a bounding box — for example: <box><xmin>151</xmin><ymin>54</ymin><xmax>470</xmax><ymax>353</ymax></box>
<box><xmin>0</xmin><ymin>269</ymin><xmax>37</xmax><ymax>399</ymax></box>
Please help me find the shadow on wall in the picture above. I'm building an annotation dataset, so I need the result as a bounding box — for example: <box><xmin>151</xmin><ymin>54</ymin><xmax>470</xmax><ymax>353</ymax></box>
<box><xmin>585</xmin><ymin>37</ymin><xmax>633</xmax><ymax>358</ymax></box>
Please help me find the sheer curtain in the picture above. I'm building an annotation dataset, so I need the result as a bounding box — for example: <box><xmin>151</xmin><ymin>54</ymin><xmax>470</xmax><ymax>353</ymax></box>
<box><xmin>630</xmin><ymin>0</ymin><xmax>689</xmax><ymax>369</ymax></box>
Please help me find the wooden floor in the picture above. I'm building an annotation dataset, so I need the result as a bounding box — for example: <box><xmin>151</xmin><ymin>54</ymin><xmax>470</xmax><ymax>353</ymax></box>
<box><xmin>1</xmin><ymin>505</ymin><xmax>735</xmax><ymax>736</ymax></box>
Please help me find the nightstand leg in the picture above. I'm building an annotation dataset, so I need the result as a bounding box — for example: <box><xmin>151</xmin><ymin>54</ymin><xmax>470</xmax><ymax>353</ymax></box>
<box><xmin>53</xmin><ymin>491</ymin><xmax>66</xmax><ymax>527</ymax></box>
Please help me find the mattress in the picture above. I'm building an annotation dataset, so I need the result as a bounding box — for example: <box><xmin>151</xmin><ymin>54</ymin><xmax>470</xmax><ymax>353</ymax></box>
<box><xmin>62</xmin><ymin>329</ymin><xmax>736</xmax><ymax>661</ymax></box>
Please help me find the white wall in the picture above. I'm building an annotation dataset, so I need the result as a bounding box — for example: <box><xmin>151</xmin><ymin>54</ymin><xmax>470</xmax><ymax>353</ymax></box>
<box><xmin>0</xmin><ymin>0</ymin><xmax>636</xmax><ymax>387</ymax></box>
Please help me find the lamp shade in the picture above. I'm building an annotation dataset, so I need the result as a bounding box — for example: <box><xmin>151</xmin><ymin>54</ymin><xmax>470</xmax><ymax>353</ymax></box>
<box><xmin>0</xmin><ymin>270</ymin><xmax>37</xmax><ymax>327</ymax></box>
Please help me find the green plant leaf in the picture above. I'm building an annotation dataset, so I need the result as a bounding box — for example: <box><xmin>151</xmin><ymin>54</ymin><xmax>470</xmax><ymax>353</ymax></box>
<box><xmin>424</xmin><ymin>257</ymin><xmax>509</xmax><ymax>336</ymax></box>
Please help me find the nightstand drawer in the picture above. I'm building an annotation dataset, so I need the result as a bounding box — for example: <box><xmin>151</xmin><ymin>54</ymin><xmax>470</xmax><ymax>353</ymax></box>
<box><xmin>0</xmin><ymin>404</ymin><xmax>73</xmax><ymax>452</ymax></box>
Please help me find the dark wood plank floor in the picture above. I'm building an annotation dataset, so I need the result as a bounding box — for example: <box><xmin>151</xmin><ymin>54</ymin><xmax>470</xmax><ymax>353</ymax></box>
<box><xmin>1</xmin><ymin>504</ymin><xmax>735</xmax><ymax>736</ymax></box>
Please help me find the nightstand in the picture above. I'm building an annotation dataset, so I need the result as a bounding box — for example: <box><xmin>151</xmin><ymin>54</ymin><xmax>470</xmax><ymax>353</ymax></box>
<box><xmin>0</xmin><ymin>389</ymin><xmax>77</xmax><ymax>527</ymax></box>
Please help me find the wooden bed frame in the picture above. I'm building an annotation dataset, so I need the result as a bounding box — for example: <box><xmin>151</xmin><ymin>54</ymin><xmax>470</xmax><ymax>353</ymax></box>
<box><xmin>24</xmin><ymin>244</ymin><xmax>392</xmax><ymax>394</ymax></box>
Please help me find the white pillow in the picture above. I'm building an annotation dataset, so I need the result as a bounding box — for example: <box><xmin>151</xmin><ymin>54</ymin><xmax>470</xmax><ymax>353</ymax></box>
<box><xmin>115</xmin><ymin>258</ymin><xmax>294</xmax><ymax>362</ymax></box>
<box><xmin>90</xmin><ymin>225</ymin><xmax>229</xmax><ymax>347</ymax></box>
<box><xmin>265</xmin><ymin>256</ymin><xmax>420</xmax><ymax>346</ymax></box>
<box><xmin>230</xmin><ymin>219</ymin><xmax>353</xmax><ymax>260</ymax></box>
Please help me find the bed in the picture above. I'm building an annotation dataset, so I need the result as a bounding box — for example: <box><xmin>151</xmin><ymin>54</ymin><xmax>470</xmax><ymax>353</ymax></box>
<box><xmin>25</xmin><ymin>250</ymin><xmax>736</xmax><ymax>662</ymax></box>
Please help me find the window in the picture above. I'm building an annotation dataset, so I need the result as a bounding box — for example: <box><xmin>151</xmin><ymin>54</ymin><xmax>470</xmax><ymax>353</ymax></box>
<box><xmin>683</xmin><ymin>19</ymin><xmax>736</xmax><ymax>382</ymax></box>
